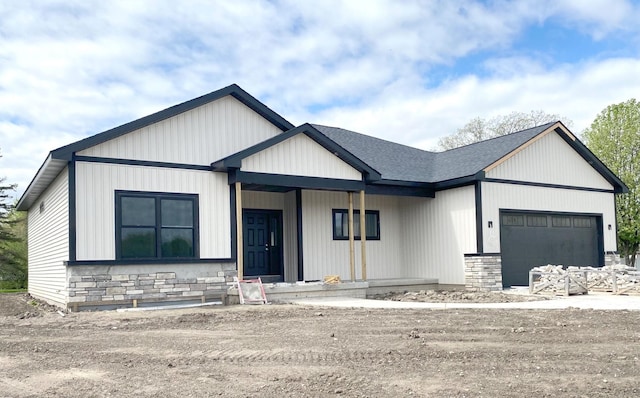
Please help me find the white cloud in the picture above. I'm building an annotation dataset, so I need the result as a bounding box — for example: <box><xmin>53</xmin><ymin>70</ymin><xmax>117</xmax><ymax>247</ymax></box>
<box><xmin>1</xmin><ymin>0</ymin><xmax>640</xmax><ymax>199</ymax></box>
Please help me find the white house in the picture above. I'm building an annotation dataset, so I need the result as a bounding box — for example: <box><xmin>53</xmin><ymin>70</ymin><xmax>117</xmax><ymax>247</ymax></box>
<box><xmin>17</xmin><ymin>84</ymin><xmax>627</xmax><ymax>309</ymax></box>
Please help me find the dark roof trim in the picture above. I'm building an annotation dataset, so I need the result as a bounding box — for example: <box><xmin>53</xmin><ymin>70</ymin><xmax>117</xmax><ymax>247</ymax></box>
<box><xmin>75</xmin><ymin>155</ymin><xmax>212</xmax><ymax>171</ymax></box>
<box><xmin>365</xmin><ymin>183</ymin><xmax>434</xmax><ymax>198</ymax></box>
<box><xmin>434</xmin><ymin>171</ymin><xmax>485</xmax><ymax>191</ymax></box>
<box><xmin>51</xmin><ymin>84</ymin><xmax>294</xmax><ymax>161</ymax></box>
<box><xmin>231</xmin><ymin>171</ymin><xmax>366</xmax><ymax>191</ymax></box>
<box><xmin>212</xmin><ymin>123</ymin><xmax>382</xmax><ymax>182</ymax></box>
<box><xmin>552</xmin><ymin>126</ymin><xmax>629</xmax><ymax>193</ymax></box>
<box><xmin>483</xmin><ymin>178</ymin><xmax>616</xmax><ymax>193</ymax></box>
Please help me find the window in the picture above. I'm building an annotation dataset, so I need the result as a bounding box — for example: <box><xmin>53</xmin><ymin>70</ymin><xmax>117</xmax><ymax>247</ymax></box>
<box><xmin>502</xmin><ymin>214</ymin><xmax>524</xmax><ymax>226</ymax></box>
<box><xmin>552</xmin><ymin>216</ymin><xmax>572</xmax><ymax>228</ymax></box>
<box><xmin>527</xmin><ymin>215</ymin><xmax>547</xmax><ymax>227</ymax></box>
<box><xmin>332</xmin><ymin>209</ymin><xmax>380</xmax><ymax>240</ymax></box>
<box><xmin>116</xmin><ymin>191</ymin><xmax>199</xmax><ymax>259</ymax></box>
<box><xmin>573</xmin><ymin>217</ymin><xmax>592</xmax><ymax>228</ymax></box>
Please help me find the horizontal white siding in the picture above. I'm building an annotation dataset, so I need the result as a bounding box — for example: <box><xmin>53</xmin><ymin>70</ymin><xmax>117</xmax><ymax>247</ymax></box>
<box><xmin>27</xmin><ymin>167</ymin><xmax>68</xmax><ymax>307</ymax></box>
<box><xmin>487</xmin><ymin>131</ymin><xmax>613</xmax><ymax>190</ymax></box>
<box><xmin>75</xmin><ymin>162</ymin><xmax>231</xmax><ymax>260</ymax></box>
<box><xmin>78</xmin><ymin>96</ymin><xmax>283</xmax><ymax>164</ymax></box>
<box><xmin>243</xmin><ymin>134</ymin><xmax>362</xmax><ymax>180</ymax></box>
<box><xmin>301</xmin><ymin>190</ymin><xmax>402</xmax><ymax>281</ymax></box>
<box><xmin>481</xmin><ymin>182</ymin><xmax>617</xmax><ymax>253</ymax></box>
<box><xmin>399</xmin><ymin>186</ymin><xmax>476</xmax><ymax>285</ymax></box>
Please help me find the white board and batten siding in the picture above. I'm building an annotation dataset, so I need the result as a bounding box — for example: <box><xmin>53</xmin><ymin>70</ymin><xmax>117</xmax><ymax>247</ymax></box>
<box><xmin>301</xmin><ymin>190</ymin><xmax>404</xmax><ymax>281</ymax></box>
<box><xmin>399</xmin><ymin>186</ymin><xmax>477</xmax><ymax>285</ymax></box>
<box><xmin>77</xmin><ymin>96</ymin><xmax>283</xmax><ymax>165</ymax></box>
<box><xmin>486</xmin><ymin>131</ymin><xmax>614</xmax><ymax>190</ymax></box>
<box><xmin>27</xmin><ymin>168</ymin><xmax>69</xmax><ymax>306</ymax></box>
<box><xmin>483</xmin><ymin>130</ymin><xmax>617</xmax><ymax>253</ymax></box>
<box><xmin>481</xmin><ymin>182</ymin><xmax>617</xmax><ymax>253</ymax></box>
<box><xmin>301</xmin><ymin>187</ymin><xmax>476</xmax><ymax>285</ymax></box>
<box><xmin>283</xmin><ymin>191</ymin><xmax>298</xmax><ymax>282</ymax></box>
<box><xmin>242</xmin><ymin>134</ymin><xmax>363</xmax><ymax>180</ymax></box>
<box><xmin>75</xmin><ymin>162</ymin><xmax>231</xmax><ymax>260</ymax></box>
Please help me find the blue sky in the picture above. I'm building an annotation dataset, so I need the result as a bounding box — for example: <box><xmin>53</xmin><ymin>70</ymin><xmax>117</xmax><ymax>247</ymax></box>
<box><xmin>1</xmin><ymin>0</ymin><xmax>640</xmax><ymax>200</ymax></box>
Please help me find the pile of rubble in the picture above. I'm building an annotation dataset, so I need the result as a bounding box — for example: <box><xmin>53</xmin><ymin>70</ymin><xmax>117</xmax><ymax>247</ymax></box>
<box><xmin>529</xmin><ymin>264</ymin><xmax>640</xmax><ymax>296</ymax></box>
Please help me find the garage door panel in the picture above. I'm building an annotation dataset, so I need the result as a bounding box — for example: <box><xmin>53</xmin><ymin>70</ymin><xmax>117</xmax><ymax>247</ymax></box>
<box><xmin>500</xmin><ymin>212</ymin><xmax>601</xmax><ymax>287</ymax></box>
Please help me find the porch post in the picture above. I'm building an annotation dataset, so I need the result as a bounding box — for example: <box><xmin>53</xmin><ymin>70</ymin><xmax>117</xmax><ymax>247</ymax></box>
<box><xmin>360</xmin><ymin>190</ymin><xmax>367</xmax><ymax>281</ymax></box>
<box><xmin>235</xmin><ymin>181</ymin><xmax>244</xmax><ymax>280</ymax></box>
<box><xmin>348</xmin><ymin>191</ymin><xmax>355</xmax><ymax>281</ymax></box>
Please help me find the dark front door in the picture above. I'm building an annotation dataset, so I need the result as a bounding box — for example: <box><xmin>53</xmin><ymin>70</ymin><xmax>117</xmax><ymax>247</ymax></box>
<box><xmin>243</xmin><ymin>210</ymin><xmax>283</xmax><ymax>281</ymax></box>
<box><xmin>500</xmin><ymin>211</ymin><xmax>602</xmax><ymax>287</ymax></box>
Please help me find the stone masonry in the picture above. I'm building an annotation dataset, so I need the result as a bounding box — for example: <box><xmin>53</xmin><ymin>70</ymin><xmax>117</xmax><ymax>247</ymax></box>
<box><xmin>67</xmin><ymin>264</ymin><xmax>237</xmax><ymax>309</ymax></box>
<box><xmin>464</xmin><ymin>254</ymin><xmax>502</xmax><ymax>292</ymax></box>
<box><xmin>604</xmin><ymin>252</ymin><xmax>621</xmax><ymax>266</ymax></box>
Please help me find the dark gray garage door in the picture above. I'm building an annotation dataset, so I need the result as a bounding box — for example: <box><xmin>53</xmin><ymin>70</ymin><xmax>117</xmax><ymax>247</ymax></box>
<box><xmin>500</xmin><ymin>211</ymin><xmax>603</xmax><ymax>287</ymax></box>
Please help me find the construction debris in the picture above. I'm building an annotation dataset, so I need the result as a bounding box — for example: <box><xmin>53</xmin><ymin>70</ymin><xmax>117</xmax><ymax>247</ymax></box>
<box><xmin>323</xmin><ymin>275</ymin><xmax>341</xmax><ymax>284</ymax></box>
<box><xmin>529</xmin><ymin>264</ymin><xmax>640</xmax><ymax>296</ymax></box>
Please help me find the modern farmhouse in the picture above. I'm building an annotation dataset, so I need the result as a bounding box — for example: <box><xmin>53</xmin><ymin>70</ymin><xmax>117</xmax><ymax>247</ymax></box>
<box><xmin>17</xmin><ymin>84</ymin><xmax>627</xmax><ymax>309</ymax></box>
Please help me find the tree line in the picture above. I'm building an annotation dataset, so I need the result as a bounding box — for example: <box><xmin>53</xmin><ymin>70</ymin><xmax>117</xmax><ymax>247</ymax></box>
<box><xmin>0</xmin><ymin>150</ymin><xmax>27</xmax><ymax>289</ymax></box>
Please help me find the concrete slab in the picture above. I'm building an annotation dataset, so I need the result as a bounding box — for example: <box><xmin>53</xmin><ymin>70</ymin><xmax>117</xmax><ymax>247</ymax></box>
<box><xmin>289</xmin><ymin>292</ymin><xmax>640</xmax><ymax>311</ymax></box>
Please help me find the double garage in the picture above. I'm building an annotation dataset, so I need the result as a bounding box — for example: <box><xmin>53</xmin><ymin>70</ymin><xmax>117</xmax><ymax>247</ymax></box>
<box><xmin>499</xmin><ymin>210</ymin><xmax>603</xmax><ymax>287</ymax></box>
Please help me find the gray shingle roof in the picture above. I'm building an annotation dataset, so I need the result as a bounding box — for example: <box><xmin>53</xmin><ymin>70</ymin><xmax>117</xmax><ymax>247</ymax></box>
<box><xmin>311</xmin><ymin>124</ymin><xmax>435</xmax><ymax>182</ymax></box>
<box><xmin>431</xmin><ymin>122</ymin><xmax>556</xmax><ymax>182</ymax></box>
<box><xmin>312</xmin><ymin>122</ymin><xmax>557</xmax><ymax>183</ymax></box>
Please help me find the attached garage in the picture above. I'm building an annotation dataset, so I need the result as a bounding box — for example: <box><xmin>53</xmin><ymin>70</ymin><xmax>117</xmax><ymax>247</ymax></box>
<box><xmin>499</xmin><ymin>210</ymin><xmax>603</xmax><ymax>287</ymax></box>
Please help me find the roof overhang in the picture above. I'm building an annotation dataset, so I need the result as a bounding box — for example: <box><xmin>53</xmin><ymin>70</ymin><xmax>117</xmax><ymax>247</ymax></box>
<box><xmin>16</xmin><ymin>153</ymin><xmax>68</xmax><ymax>211</ymax></box>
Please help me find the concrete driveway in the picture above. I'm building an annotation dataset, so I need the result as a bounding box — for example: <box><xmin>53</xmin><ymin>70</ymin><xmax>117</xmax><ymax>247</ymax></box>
<box><xmin>290</xmin><ymin>292</ymin><xmax>640</xmax><ymax>310</ymax></box>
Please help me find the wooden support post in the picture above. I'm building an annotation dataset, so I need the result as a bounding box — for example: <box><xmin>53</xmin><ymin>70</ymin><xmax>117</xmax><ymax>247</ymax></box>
<box><xmin>236</xmin><ymin>182</ymin><xmax>244</xmax><ymax>281</ymax></box>
<box><xmin>360</xmin><ymin>190</ymin><xmax>367</xmax><ymax>281</ymax></box>
<box><xmin>348</xmin><ymin>192</ymin><xmax>355</xmax><ymax>282</ymax></box>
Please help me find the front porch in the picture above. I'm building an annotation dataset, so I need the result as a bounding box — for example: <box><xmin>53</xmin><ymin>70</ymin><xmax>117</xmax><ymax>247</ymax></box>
<box><xmin>227</xmin><ymin>278</ymin><xmax>439</xmax><ymax>304</ymax></box>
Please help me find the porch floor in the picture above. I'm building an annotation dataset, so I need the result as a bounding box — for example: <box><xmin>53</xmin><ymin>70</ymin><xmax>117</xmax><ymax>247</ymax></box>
<box><xmin>227</xmin><ymin>278</ymin><xmax>438</xmax><ymax>304</ymax></box>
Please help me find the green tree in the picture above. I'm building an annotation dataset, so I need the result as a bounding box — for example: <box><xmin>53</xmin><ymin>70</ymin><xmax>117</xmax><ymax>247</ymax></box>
<box><xmin>438</xmin><ymin>110</ymin><xmax>571</xmax><ymax>150</ymax></box>
<box><xmin>584</xmin><ymin>99</ymin><xmax>640</xmax><ymax>266</ymax></box>
<box><xmin>0</xmin><ymin>150</ymin><xmax>28</xmax><ymax>289</ymax></box>
<box><xmin>0</xmin><ymin>209</ymin><xmax>27</xmax><ymax>289</ymax></box>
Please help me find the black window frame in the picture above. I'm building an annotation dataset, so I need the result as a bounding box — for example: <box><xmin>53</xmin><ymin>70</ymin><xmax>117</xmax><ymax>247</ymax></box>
<box><xmin>115</xmin><ymin>191</ymin><xmax>200</xmax><ymax>260</ymax></box>
<box><xmin>332</xmin><ymin>209</ymin><xmax>380</xmax><ymax>241</ymax></box>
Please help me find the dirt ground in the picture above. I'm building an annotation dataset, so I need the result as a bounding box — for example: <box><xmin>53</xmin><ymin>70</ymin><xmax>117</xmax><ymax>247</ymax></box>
<box><xmin>2</xmin><ymin>293</ymin><xmax>640</xmax><ymax>397</ymax></box>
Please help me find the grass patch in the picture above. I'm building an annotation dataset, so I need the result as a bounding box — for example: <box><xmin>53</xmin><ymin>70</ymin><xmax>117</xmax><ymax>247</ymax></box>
<box><xmin>0</xmin><ymin>288</ymin><xmax>27</xmax><ymax>294</ymax></box>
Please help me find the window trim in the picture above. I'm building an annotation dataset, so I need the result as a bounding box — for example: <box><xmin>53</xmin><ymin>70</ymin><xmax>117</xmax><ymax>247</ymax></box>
<box><xmin>332</xmin><ymin>209</ymin><xmax>380</xmax><ymax>241</ymax></box>
<box><xmin>115</xmin><ymin>191</ymin><xmax>200</xmax><ymax>260</ymax></box>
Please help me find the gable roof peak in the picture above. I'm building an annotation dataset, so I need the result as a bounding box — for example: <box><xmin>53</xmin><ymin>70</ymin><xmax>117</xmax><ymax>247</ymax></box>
<box><xmin>50</xmin><ymin>84</ymin><xmax>294</xmax><ymax>160</ymax></box>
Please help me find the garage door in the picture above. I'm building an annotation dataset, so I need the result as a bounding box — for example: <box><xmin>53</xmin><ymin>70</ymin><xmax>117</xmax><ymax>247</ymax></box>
<box><xmin>500</xmin><ymin>211</ymin><xmax>602</xmax><ymax>287</ymax></box>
